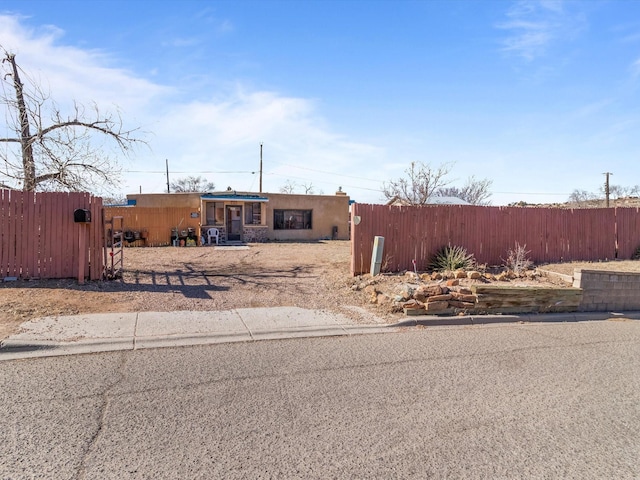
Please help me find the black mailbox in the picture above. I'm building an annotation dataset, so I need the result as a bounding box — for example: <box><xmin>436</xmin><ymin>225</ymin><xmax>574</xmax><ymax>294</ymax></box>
<box><xmin>74</xmin><ymin>208</ymin><xmax>91</xmax><ymax>223</ymax></box>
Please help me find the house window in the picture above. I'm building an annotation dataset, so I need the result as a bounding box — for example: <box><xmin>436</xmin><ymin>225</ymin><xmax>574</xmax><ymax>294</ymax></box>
<box><xmin>206</xmin><ymin>202</ymin><xmax>225</xmax><ymax>225</ymax></box>
<box><xmin>274</xmin><ymin>209</ymin><xmax>312</xmax><ymax>230</ymax></box>
<box><xmin>244</xmin><ymin>202</ymin><xmax>262</xmax><ymax>225</ymax></box>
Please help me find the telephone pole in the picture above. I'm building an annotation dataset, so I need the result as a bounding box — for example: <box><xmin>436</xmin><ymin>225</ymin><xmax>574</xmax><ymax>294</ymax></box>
<box><xmin>166</xmin><ymin>159</ymin><xmax>170</xmax><ymax>194</ymax></box>
<box><xmin>259</xmin><ymin>143</ymin><xmax>263</xmax><ymax>193</ymax></box>
<box><xmin>603</xmin><ymin>172</ymin><xmax>613</xmax><ymax>207</ymax></box>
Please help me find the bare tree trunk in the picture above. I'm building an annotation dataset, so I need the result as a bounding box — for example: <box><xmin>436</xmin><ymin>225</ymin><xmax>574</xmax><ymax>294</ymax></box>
<box><xmin>4</xmin><ymin>54</ymin><xmax>36</xmax><ymax>191</ymax></box>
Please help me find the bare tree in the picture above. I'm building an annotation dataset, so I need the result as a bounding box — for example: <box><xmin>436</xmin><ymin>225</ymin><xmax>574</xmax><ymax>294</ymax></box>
<box><xmin>567</xmin><ymin>189</ymin><xmax>599</xmax><ymax>207</ymax></box>
<box><xmin>0</xmin><ymin>50</ymin><xmax>141</xmax><ymax>192</ymax></box>
<box><xmin>302</xmin><ymin>182</ymin><xmax>315</xmax><ymax>194</ymax></box>
<box><xmin>170</xmin><ymin>176</ymin><xmax>215</xmax><ymax>193</ymax></box>
<box><xmin>382</xmin><ymin>161</ymin><xmax>453</xmax><ymax>205</ymax></box>
<box><xmin>279</xmin><ymin>179</ymin><xmax>297</xmax><ymax>194</ymax></box>
<box><xmin>599</xmin><ymin>184</ymin><xmax>640</xmax><ymax>200</ymax></box>
<box><xmin>437</xmin><ymin>176</ymin><xmax>493</xmax><ymax>205</ymax></box>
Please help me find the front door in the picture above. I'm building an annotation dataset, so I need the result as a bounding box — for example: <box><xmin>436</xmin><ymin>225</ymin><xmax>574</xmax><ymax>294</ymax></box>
<box><xmin>226</xmin><ymin>206</ymin><xmax>242</xmax><ymax>242</ymax></box>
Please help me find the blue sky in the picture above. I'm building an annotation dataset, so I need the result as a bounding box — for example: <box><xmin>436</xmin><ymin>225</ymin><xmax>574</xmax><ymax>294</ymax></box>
<box><xmin>1</xmin><ymin>0</ymin><xmax>640</xmax><ymax>204</ymax></box>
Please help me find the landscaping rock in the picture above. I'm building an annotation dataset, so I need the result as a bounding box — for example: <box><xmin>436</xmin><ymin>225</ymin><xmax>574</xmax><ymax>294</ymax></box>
<box><xmin>425</xmin><ymin>301</ymin><xmax>449</xmax><ymax>312</ymax></box>
<box><xmin>446</xmin><ymin>279</ymin><xmax>460</xmax><ymax>287</ymax></box>
<box><xmin>467</xmin><ymin>271</ymin><xmax>482</xmax><ymax>279</ymax></box>
<box><xmin>455</xmin><ymin>270</ymin><xmax>467</xmax><ymax>279</ymax></box>
<box><xmin>450</xmin><ymin>292</ymin><xmax>477</xmax><ymax>303</ymax></box>
<box><xmin>449</xmin><ymin>300</ymin><xmax>475</xmax><ymax>309</ymax></box>
<box><xmin>415</xmin><ymin>285</ymin><xmax>443</xmax><ymax>297</ymax></box>
<box><xmin>426</xmin><ymin>294</ymin><xmax>453</xmax><ymax>302</ymax></box>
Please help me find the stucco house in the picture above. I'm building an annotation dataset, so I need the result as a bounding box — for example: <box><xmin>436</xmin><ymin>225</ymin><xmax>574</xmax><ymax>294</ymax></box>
<box><xmin>123</xmin><ymin>188</ymin><xmax>350</xmax><ymax>244</ymax></box>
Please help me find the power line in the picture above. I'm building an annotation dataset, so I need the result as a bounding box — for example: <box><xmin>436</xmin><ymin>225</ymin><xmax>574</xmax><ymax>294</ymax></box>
<box><xmin>124</xmin><ymin>170</ymin><xmax>256</xmax><ymax>174</ymax></box>
<box><xmin>274</xmin><ymin>163</ymin><xmax>381</xmax><ymax>183</ymax></box>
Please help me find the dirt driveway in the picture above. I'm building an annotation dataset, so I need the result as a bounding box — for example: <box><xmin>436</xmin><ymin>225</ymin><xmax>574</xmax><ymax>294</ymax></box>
<box><xmin>0</xmin><ymin>242</ymin><xmax>363</xmax><ymax>339</ymax></box>
<box><xmin>2</xmin><ymin>241</ymin><xmax>639</xmax><ymax>340</ymax></box>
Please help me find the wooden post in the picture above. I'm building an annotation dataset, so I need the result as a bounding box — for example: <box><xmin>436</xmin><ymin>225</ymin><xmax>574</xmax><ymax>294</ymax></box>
<box><xmin>78</xmin><ymin>224</ymin><xmax>86</xmax><ymax>284</ymax></box>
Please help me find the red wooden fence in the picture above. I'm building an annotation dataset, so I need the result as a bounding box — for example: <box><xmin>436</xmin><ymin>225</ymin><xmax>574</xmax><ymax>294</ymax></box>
<box><xmin>351</xmin><ymin>204</ymin><xmax>640</xmax><ymax>275</ymax></box>
<box><xmin>0</xmin><ymin>189</ymin><xmax>104</xmax><ymax>280</ymax></box>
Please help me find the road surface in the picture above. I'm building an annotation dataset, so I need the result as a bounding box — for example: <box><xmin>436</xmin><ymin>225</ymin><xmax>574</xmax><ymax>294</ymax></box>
<box><xmin>2</xmin><ymin>320</ymin><xmax>639</xmax><ymax>479</ymax></box>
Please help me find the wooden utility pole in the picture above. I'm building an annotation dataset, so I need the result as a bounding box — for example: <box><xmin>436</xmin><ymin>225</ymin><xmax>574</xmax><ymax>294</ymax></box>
<box><xmin>259</xmin><ymin>143</ymin><xmax>263</xmax><ymax>193</ymax></box>
<box><xmin>166</xmin><ymin>159</ymin><xmax>170</xmax><ymax>193</ymax></box>
<box><xmin>603</xmin><ymin>172</ymin><xmax>613</xmax><ymax>207</ymax></box>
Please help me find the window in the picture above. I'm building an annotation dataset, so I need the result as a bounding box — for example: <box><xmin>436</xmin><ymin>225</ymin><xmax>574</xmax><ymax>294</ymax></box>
<box><xmin>206</xmin><ymin>202</ymin><xmax>224</xmax><ymax>225</ymax></box>
<box><xmin>244</xmin><ymin>202</ymin><xmax>262</xmax><ymax>225</ymax></box>
<box><xmin>274</xmin><ymin>209</ymin><xmax>312</xmax><ymax>230</ymax></box>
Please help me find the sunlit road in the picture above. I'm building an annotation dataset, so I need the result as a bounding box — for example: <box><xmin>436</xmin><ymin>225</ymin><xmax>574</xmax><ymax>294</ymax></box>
<box><xmin>2</xmin><ymin>320</ymin><xmax>640</xmax><ymax>479</ymax></box>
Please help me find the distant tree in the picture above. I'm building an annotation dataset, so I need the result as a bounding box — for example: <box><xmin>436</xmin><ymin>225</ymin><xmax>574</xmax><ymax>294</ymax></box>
<box><xmin>436</xmin><ymin>176</ymin><xmax>493</xmax><ymax>205</ymax></box>
<box><xmin>0</xmin><ymin>50</ymin><xmax>141</xmax><ymax>192</ymax></box>
<box><xmin>568</xmin><ymin>189</ymin><xmax>599</xmax><ymax>205</ymax></box>
<box><xmin>599</xmin><ymin>184</ymin><xmax>640</xmax><ymax>200</ymax></box>
<box><xmin>302</xmin><ymin>182</ymin><xmax>315</xmax><ymax>194</ymax></box>
<box><xmin>279</xmin><ymin>179</ymin><xmax>297</xmax><ymax>194</ymax></box>
<box><xmin>170</xmin><ymin>176</ymin><xmax>215</xmax><ymax>193</ymax></box>
<box><xmin>382</xmin><ymin>161</ymin><xmax>453</xmax><ymax>205</ymax></box>
<box><xmin>102</xmin><ymin>195</ymin><xmax>128</xmax><ymax>205</ymax></box>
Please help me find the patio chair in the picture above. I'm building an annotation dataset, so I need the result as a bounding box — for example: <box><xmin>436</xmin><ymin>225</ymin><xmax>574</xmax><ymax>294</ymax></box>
<box><xmin>207</xmin><ymin>227</ymin><xmax>219</xmax><ymax>245</ymax></box>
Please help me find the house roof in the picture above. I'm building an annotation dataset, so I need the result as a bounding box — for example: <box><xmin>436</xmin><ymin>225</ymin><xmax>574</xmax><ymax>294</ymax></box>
<box><xmin>201</xmin><ymin>191</ymin><xmax>269</xmax><ymax>202</ymax></box>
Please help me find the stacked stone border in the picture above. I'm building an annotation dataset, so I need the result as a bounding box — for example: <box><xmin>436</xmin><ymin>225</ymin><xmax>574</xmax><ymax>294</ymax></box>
<box><xmin>360</xmin><ymin>267</ymin><xmax>640</xmax><ymax>316</ymax></box>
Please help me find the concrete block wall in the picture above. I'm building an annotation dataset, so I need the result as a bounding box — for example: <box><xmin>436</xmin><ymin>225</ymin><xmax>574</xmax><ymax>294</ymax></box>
<box><xmin>574</xmin><ymin>269</ymin><xmax>640</xmax><ymax>311</ymax></box>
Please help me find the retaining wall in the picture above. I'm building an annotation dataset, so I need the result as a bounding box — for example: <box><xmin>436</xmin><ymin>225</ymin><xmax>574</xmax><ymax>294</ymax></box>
<box><xmin>574</xmin><ymin>269</ymin><xmax>640</xmax><ymax>312</ymax></box>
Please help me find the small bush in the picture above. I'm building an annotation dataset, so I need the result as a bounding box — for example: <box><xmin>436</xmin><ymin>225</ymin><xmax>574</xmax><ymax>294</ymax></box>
<box><xmin>430</xmin><ymin>244</ymin><xmax>475</xmax><ymax>272</ymax></box>
<box><xmin>504</xmin><ymin>242</ymin><xmax>533</xmax><ymax>274</ymax></box>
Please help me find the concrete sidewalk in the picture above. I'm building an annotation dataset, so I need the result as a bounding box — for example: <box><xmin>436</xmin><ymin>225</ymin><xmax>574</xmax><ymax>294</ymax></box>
<box><xmin>0</xmin><ymin>307</ymin><xmax>397</xmax><ymax>361</ymax></box>
<box><xmin>2</xmin><ymin>307</ymin><xmax>640</xmax><ymax>361</ymax></box>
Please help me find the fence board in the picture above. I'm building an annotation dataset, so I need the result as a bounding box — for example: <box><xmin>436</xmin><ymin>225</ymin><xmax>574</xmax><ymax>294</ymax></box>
<box><xmin>351</xmin><ymin>204</ymin><xmax>640</xmax><ymax>275</ymax></box>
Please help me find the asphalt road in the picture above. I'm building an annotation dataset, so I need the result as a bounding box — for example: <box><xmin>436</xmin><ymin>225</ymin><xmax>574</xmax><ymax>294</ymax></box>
<box><xmin>2</xmin><ymin>320</ymin><xmax>639</xmax><ymax>479</ymax></box>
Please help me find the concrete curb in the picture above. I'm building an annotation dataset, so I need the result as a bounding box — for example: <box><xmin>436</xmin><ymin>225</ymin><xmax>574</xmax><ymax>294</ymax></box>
<box><xmin>389</xmin><ymin>310</ymin><xmax>640</xmax><ymax>328</ymax></box>
<box><xmin>0</xmin><ymin>320</ymin><xmax>397</xmax><ymax>361</ymax></box>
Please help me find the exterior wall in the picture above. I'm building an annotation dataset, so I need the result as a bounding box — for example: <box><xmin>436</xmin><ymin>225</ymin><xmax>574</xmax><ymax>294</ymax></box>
<box><xmin>104</xmin><ymin>206</ymin><xmax>202</xmax><ymax>247</ymax></box>
<box><xmin>127</xmin><ymin>193</ymin><xmax>201</xmax><ymax>208</ymax></box>
<box><xmin>265</xmin><ymin>192</ymin><xmax>350</xmax><ymax>241</ymax></box>
<box><xmin>574</xmin><ymin>269</ymin><xmax>640</xmax><ymax>312</ymax></box>
<box><xmin>244</xmin><ymin>226</ymin><xmax>269</xmax><ymax>243</ymax></box>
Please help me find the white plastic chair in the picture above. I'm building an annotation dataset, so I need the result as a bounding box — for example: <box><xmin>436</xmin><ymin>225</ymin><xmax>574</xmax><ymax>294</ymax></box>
<box><xmin>207</xmin><ymin>227</ymin><xmax>219</xmax><ymax>245</ymax></box>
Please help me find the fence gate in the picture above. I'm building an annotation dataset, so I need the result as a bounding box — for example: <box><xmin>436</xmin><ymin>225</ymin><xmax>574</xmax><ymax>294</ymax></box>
<box><xmin>104</xmin><ymin>215</ymin><xmax>124</xmax><ymax>279</ymax></box>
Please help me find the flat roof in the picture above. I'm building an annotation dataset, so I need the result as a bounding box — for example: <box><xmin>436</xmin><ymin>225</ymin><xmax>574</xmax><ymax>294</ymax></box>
<box><xmin>201</xmin><ymin>194</ymin><xmax>269</xmax><ymax>202</ymax></box>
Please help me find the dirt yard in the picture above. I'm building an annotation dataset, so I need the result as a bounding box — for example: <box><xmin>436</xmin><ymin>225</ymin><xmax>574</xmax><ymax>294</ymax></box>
<box><xmin>2</xmin><ymin>241</ymin><xmax>640</xmax><ymax>340</ymax></box>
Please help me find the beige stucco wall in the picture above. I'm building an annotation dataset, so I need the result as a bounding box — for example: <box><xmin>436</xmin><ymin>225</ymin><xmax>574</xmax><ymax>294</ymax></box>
<box><xmin>265</xmin><ymin>192</ymin><xmax>350</xmax><ymax>241</ymax></box>
<box><xmin>125</xmin><ymin>191</ymin><xmax>351</xmax><ymax>242</ymax></box>
<box><xmin>128</xmin><ymin>193</ymin><xmax>201</xmax><ymax>208</ymax></box>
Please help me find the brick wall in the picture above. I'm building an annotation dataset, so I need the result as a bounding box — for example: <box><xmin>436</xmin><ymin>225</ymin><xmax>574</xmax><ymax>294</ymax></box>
<box><xmin>574</xmin><ymin>269</ymin><xmax>640</xmax><ymax>311</ymax></box>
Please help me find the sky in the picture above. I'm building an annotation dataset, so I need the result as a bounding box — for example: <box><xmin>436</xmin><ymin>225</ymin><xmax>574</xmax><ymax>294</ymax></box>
<box><xmin>1</xmin><ymin>0</ymin><xmax>640</xmax><ymax>205</ymax></box>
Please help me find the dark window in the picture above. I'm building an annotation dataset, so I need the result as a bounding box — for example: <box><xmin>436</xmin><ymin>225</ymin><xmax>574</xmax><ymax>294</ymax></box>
<box><xmin>244</xmin><ymin>202</ymin><xmax>262</xmax><ymax>225</ymax></box>
<box><xmin>274</xmin><ymin>209</ymin><xmax>312</xmax><ymax>230</ymax></box>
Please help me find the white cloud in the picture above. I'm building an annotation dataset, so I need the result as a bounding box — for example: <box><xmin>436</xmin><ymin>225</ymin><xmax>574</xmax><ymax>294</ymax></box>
<box><xmin>0</xmin><ymin>14</ymin><xmax>383</xmax><ymax>200</ymax></box>
<box><xmin>497</xmin><ymin>0</ymin><xmax>584</xmax><ymax>61</ymax></box>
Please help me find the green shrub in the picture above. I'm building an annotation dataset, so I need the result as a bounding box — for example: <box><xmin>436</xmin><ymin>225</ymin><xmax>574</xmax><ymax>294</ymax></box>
<box><xmin>430</xmin><ymin>244</ymin><xmax>475</xmax><ymax>272</ymax></box>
